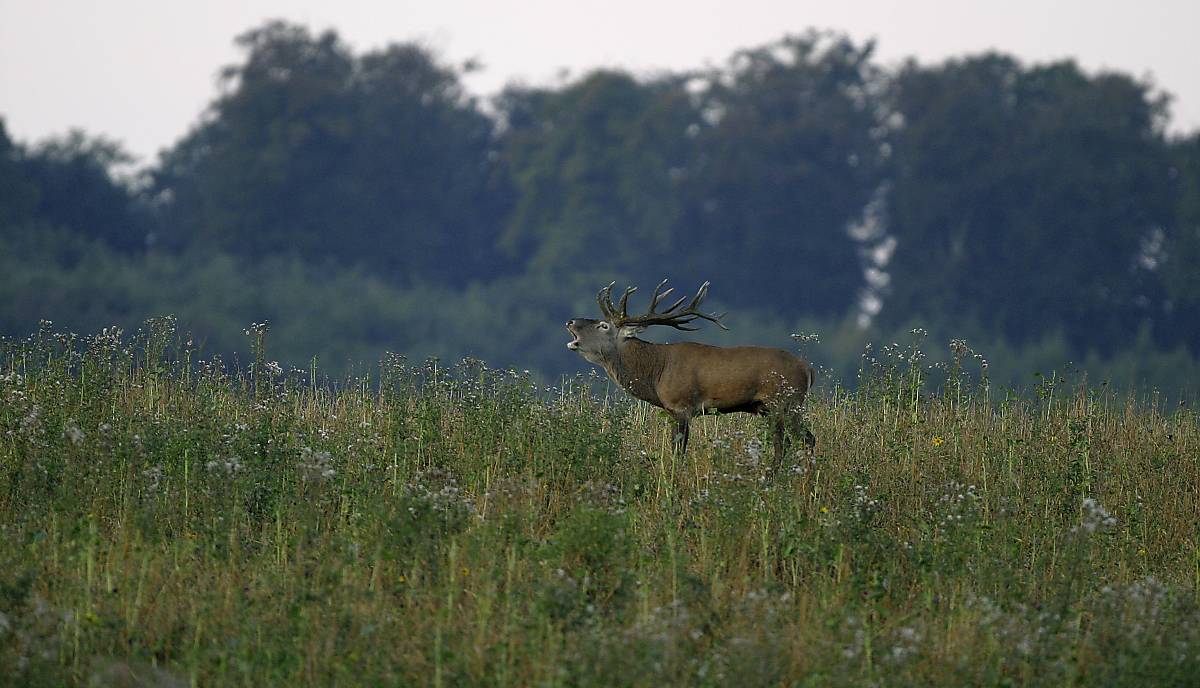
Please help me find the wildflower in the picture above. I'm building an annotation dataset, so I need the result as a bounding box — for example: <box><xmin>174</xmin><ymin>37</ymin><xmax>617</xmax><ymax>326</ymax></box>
<box><xmin>745</xmin><ymin>438</ymin><xmax>764</xmax><ymax>464</ymax></box>
<box><xmin>20</xmin><ymin>405</ymin><xmax>41</xmax><ymax>435</ymax></box>
<box><xmin>852</xmin><ymin>485</ymin><xmax>882</xmax><ymax>518</ymax></box>
<box><xmin>142</xmin><ymin>464</ymin><xmax>164</xmax><ymax>494</ymax></box>
<box><xmin>885</xmin><ymin>626</ymin><xmax>923</xmax><ymax>665</ymax></box>
<box><xmin>1074</xmin><ymin>497</ymin><xmax>1118</xmax><ymax>534</ymax></box>
<box><xmin>931</xmin><ymin>436</ymin><xmax>945</xmax><ymax>447</ymax></box>
<box><xmin>298</xmin><ymin>447</ymin><xmax>336</xmax><ymax>481</ymax></box>
<box><xmin>819</xmin><ymin>506</ymin><xmax>829</xmax><ymax>514</ymax></box>
<box><xmin>206</xmin><ymin>455</ymin><xmax>243</xmax><ymax>475</ymax></box>
<box><xmin>243</xmin><ymin>321</ymin><xmax>269</xmax><ymax>337</ymax></box>
<box><xmin>63</xmin><ymin>418</ymin><xmax>85</xmax><ymax>446</ymax></box>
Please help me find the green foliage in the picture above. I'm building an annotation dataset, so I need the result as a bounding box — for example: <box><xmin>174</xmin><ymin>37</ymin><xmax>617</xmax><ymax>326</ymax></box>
<box><xmin>498</xmin><ymin>71</ymin><xmax>695</xmax><ymax>274</ymax></box>
<box><xmin>3</xmin><ymin>23</ymin><xmax>1200</xmax><ymax>682</ymax></box>
<box><xmin>154</xmin><ymin>21</ymin><xmax>508</xmax><ymax>283</ymax></box>
<box><xmin>19</xmin><ymin>131</ymin><xmax>152</xmax><ymax>253</ymax></box>
<box><xmin>0</xmin><ymin>122</ymin><xmax>150</xmax><ymax>253</ymax></box>
<box><xmin>1163</xmin><ymin>133</ymin><xmax>1200</xmax><ymax>345</ymax></box>
<box><xmin>2</xmin><ymin>324</ymin><xmax>1199</xmax><ymax>685</ymax></box>
<box><xmin>3</xmin><ymin>23</ymin><xmax>1200</xmax><ymax>394</ymax></box>
<box><xmin>0</xmin><ymin>120</ymin><xmax>38</xmax><ymax>229</ymax></box>
<box><xmin>683</xmin><ymin>32</ymin><xmax>890</xmax><ymax>316</ymax></box>
<box><xmin>883</xmin><ymin>55</ymin><xmax>1176</xmax><ymax>351</ymax></box>
<box><xmin>5</xmin><ymin>229</ymin><xmax>1200</xmax><ymax>399</ymax></box>
<box><xmin>0</xmin><ymin>240</ymin><xmax>586</xmax><ymax>376</ymax></box>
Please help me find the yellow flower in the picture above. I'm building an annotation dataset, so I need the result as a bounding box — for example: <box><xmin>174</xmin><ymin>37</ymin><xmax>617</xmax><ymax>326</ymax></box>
<box><xmin>397</xmin><ymin>575</ymin><xmax>407</xmax><ymax>584</ymax></box>
<box><xmin>819</xmin><ymin>506</ymin><xmax>829</xmax><ymax>514</ymax></box>
<box><xmin>932</xmin><ymin>436</ymin><xmax>945</xmax><ymax>447</ymax></box>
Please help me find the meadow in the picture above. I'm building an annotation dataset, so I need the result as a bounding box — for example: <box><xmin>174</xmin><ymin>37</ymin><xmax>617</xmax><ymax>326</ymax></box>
<box><xmin>1</xmin><ymin>319</ymin><xmax>1198</xmax><ymax>686</ymax></box>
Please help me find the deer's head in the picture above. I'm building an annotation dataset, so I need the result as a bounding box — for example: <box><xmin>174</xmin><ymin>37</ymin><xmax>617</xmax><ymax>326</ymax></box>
<box><xmin>566</xmin><ymin>280</ymin><xmax>727</xmax><ymax>365</ymax></box>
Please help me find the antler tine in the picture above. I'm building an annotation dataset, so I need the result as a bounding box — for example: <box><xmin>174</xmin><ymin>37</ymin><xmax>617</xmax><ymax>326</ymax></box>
<box><xmin>685</xmin><ymin>281</ymin><xmax>729</xmax><ymax>330</ymax></box>
<box><xmin>620</xmin><ymin>280</ymin><xmax>730</xmax><ymax>331</ymax></box>
<box><xmin>596</xmin><ymin>281</ymin><xmax>617</xmax><ymax>321</ymax></box>
<box><xmin>660</xmin><ymin>294</ymin><xmax>689</xmax><ymax>315</ymax></box>
<box><xmin>617</xmin><ymin>286</ymin><xmax>638</xmax><ymax>320</ymax></box>
<box><xmin>646</xmin><ymin>279</ymin><xmax>676</xmax><ymax>314</ymax></box>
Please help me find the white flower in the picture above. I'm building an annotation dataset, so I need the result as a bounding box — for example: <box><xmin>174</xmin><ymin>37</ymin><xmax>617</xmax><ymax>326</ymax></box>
<box><xmin>63</xmin><ymin>418</ymin><xmax>85</xmax><ymax>446</ymax></box>
<box><xmin>1075</xmin><ymin>497</ymin><xmax>1118</xmax><ymax>534</ymax></box>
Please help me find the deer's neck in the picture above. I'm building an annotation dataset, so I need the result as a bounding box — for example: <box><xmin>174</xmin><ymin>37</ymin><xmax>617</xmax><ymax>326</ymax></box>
<box><xmin>604</xmin><ymin>339</ymin><xmax>666</xmax><ymax>407</ymax></box>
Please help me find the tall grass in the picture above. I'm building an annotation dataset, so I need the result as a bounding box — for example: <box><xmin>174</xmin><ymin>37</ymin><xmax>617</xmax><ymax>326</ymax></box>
<box><xmin>1</xmin><ymin>319</ymin><xmax>1197</xmax><ymax>686</ymax></box>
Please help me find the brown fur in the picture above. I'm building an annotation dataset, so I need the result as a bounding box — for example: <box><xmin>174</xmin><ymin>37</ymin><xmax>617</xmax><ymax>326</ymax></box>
<box><xmin>567</xmin><ymin>318</ymin><xmax>815</xmax><ymax>463</ymax></box>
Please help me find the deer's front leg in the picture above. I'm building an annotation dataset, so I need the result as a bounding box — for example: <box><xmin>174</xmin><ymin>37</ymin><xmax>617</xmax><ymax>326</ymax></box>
<box><xmin>671</xmin><ymin>413</ymin><xmax>691</xmax><ymax>455</ymax></box>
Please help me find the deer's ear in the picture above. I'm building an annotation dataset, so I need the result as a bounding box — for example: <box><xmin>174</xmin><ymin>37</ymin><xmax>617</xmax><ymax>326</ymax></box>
<box><xmin>619</xmin><ymin>325</ymin><xmax>644</xmax><ymax>340</ymax></box>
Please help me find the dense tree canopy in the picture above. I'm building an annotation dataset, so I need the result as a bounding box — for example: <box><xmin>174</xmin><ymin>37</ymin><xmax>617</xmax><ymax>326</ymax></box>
<box><xmin>0</xmin><ymin>119</ymin><xmax>149</xmax><ymax>254</ymax></box>
<box><xmin>154</xmin><ymin>21</ymin><xmax>508</xmax><ymax>284</ymax></box>
<box><xmin>0</xmin><ymin>121</ymin><xmax>38</xmax><ymax>229</ymax></box>
<box><xmin>496</xmin><ymin>71</ymin><xmax>697</xmax><ymax>279</ymax></box>
<box><xmin>882</xmin><ymin>55</ymin><xmax>1176</xmax><ymax>351</ymax></box>
<box><xmin>22</xmin><ymin>131</ymin><xmax>152</xmax><ymax>253</ymax></box>
<box><xmin>2</xmin><ymin>21</ymin><xmax>1198</xmax><ymax>378</ymax></box>
<box><xmin>1162</xmin><ymin>134</ymin><xmax>1200</xmax><ymax>345</ymax></box>
<box><xmin>682</xmin><ymin>33</ymin><xmax>890</xmax><ymax>317</ymax></box>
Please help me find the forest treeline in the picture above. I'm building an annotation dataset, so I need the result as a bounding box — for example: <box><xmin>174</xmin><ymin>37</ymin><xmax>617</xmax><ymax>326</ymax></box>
<box><xmin>2</xmin><ymin>21</ymin><xmax>1198</xmax><ymax>391</ymax></box>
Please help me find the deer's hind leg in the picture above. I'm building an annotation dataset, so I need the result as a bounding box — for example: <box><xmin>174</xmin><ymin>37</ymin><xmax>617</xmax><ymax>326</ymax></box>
<box><xmin>771</xmin><ymin>411</ymin><xmax>788</xmax><ymax>465</ymax></box>
<box><xmin>790</xmin><ymin>411</ymin><xmax>816</xmax><ymax>452</ymax></box>
<box><xmin>767</xmin><ymin>403</ymin><xmax>816</xmax><ymax>467</ymax></box>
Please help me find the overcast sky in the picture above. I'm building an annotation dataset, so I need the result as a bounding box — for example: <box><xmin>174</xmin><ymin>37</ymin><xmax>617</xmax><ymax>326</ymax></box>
<box><xmin>1</xmin><ymin>0</ymin><xmax>1197</xmax><ymax>165</ymax></box>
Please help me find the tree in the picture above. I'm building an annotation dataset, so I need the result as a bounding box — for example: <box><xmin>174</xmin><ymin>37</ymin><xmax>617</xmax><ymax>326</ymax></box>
<box><xmin>0</xmin><ymin>120</ymin><xmax>151</xmax><ymax>254</ymax></box>
<box><xmin>496</xmin><ymin>70</ymin><xmax>698</xmax><ymax>283</ymax></box>
<box><xmin>1162</xmin><ymin>134</ymin><xmax>1200</xmax><ymax>349</ymax></box>
<box><xmin>154</xmin><ymin>21</ymin><xmax>356</xmax><ymax>256</ymax></box>
<box><xmin>154</xmin><ymin>21</ymin><xmax>508</xmax><ymax>284</ymax></box>
<box><xmin>0</xmin><ymin>119</ymin><xmax>38</xmax><ymax>229</ymax></box>
<box><xmin>19</xmin><ymin>131</ymin><xmax>151</xmax><ymax>252</ymax></box>
<box><xmin>681</xmin><ymin>32</ymin><xmax>890</xmax><ymax>318</ymax></box>
<box><xmin>349</xmin><ymin>43</ymin><xmax>509</xmax><ymax>282</ymax></box>
<box><xmin>882</xmin><ymin>55</ymin><xmax>1175</xmax><ymax>351</ymax></box>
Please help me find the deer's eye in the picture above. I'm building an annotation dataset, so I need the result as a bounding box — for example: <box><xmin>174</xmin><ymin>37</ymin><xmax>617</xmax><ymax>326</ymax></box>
<box><xmin>598</xmin><ymin>322</ymin><xmax>610</xmax><ymax>331</ymax></box>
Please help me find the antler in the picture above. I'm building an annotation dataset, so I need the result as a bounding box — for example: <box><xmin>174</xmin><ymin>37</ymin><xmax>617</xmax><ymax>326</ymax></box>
<box><xmin>596</xmin><ymin>279</ymin><xmax>728</xmax><ymax>331</ymax></box>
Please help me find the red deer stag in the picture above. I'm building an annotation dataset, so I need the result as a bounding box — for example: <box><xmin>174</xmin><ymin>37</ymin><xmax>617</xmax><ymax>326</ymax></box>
<box><xmin>566</xmin><ymin>280</ymin><xmax>815</xmax><ymax>464</ymax></box>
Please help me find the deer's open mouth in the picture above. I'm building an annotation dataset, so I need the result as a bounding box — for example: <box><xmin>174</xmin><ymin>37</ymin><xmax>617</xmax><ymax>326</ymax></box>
<box><xmin>566</xmin><ymin>323</ymin><xmax>580</xmax><ymax>350</ymax></box>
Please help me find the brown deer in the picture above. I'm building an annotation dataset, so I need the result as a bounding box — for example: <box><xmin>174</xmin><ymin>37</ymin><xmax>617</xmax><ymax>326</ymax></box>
<box><xmin>566</xmin><ymin>279</ymin><xmax>815</xmax><ymax>464</ymax></box>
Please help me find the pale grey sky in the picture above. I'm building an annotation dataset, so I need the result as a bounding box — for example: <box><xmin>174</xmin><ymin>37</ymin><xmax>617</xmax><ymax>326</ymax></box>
<box><xmin>1</xmin><ymin>1</ymin><xmax>1196</xmax><ymax>165</ymax></box>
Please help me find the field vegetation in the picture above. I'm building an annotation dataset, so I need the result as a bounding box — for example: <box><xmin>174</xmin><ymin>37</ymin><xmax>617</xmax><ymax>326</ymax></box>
<box><xmin>1</xmin><ymin>319</ymin><xmax>1198</xmax><ymax>686</ymax></box>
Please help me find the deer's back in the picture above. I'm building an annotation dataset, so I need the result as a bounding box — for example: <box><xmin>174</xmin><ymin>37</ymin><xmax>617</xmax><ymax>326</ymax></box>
<box><xmin>657</xmin><ymin>342</ymin><xmax>812</xmax><ymax>412</ymax></box>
